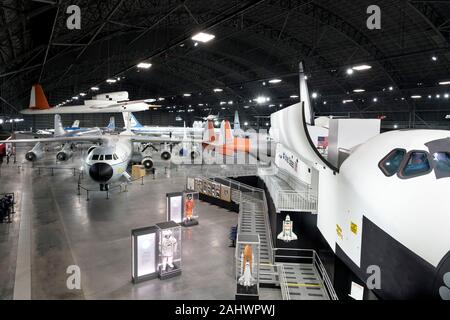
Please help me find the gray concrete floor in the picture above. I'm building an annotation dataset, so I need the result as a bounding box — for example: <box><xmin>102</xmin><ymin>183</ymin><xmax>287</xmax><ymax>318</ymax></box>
<box><xmin>0</xmin><ymin>145</ymin><xmax>245</xmax><ymax>300</ymax></box>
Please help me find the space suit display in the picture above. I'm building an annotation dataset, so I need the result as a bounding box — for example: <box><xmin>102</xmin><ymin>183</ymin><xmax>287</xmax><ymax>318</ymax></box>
<box><xmin>160</xmin><ymin>230</ymin><xmax>178</xmax><ymax>271</ymax></box>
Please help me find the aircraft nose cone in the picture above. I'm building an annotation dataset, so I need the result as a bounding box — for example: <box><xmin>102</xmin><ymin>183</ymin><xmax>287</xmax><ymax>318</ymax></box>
<box><xmin>89</xmin><ymin>163</ymin><xmax>113</xmax><ymax>182</ymax></box>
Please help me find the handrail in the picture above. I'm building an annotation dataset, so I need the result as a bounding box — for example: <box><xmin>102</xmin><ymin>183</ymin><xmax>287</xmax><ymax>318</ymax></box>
<box><xmin>277</xmin><ymin>263</ymin><xmax>291</xmax><ymax>300</ymax></box>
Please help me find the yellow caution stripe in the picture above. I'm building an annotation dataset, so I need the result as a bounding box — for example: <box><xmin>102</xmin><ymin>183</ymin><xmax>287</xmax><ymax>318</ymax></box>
<box><xmin>287</xmin><ymin>283</ymin><xmax>322</xmax><ymax>288</ymax></box>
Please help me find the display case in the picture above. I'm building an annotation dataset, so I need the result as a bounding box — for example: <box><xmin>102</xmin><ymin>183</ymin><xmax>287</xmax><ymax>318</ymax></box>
<box><xmin>131</xmin><ymin>226</ymin><xmax>158</xmax><ymax>283</ymax></box>
<box><xmin>235</xmin><ymin>233</ymin><xmax>260</xmax><ymax>300</ymax></box>
<box><xmin>166</xmin><ymin>192</ymin><xmax>184</xmax><ymax>223</ymax></box>
<box><xmin>156</xmin><ymin>221</ymin><xmax>182</xmax><ymax>280</ymax></box>
<box><xmin>181</xmin><ymin>191</ymin><xmax>199</xmax><ymax>227</ymax></box>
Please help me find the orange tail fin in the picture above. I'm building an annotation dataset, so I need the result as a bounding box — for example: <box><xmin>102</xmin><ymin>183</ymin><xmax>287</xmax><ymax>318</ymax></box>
<box><xmin>29</xmin><ymin>84</ymin><xmax>50</xmax><ymax>110</ymax></box>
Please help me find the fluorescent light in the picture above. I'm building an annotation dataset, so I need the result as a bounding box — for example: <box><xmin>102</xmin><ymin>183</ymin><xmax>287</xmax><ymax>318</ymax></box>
<box><xmin>158</xmin><ymin>97</ymin><xmax>165</xmax><ymax>101</ymax></box>
<box><xmin>106</xmin><ymin>79</ymin><xmax>117</xmax><ymax>83</ymax></box>
<box><xmin>213</xmin><ymin>88</ymin><xmax>223</xmax><ymax>92</ymax></box>
<box><xmin>191</xmin><ymin>32</ymin><xmax>215</xmax><ymax>43</ymax></box>
<box><xmin>244</xmin><ymin>122</ymin><xmax>248</xmax><ymax>126</ymax></box>
<box><xmin>228</xmin><ymin>101</ymin><xmax>233</xmax><ymax>105</ymax></box>
<box><xmin>290</xmin><ymin>95</ymin><xmax>299</xmax><ymax>99</ymax></box>
<box><xmin>352</xmin><ymin>64</ymin><xmax>372</xmax><ymax>71</ymax></box>
<box><xmin>394</xmin><ymin>124</ymin><xmax>398</xmax><ymax>129</ymax></box>
<box><xmin>268</xmin><ymin>79</ymin><xmax>282</xmax><ymax>84</ymax></box>
<box><xmin>244</xmin><ymin>106</ymin><xmax>250</xmax><ymax>109</ymax></box>
<box><xmin>432</xmin><ymin>56</ymin><xmax>438</xmax><ymax>61</ymax></box>
<box><xmin>353</xmin><ymin>89</ymin><xmax>365</xmax><ymax>93</ymax></box>
<box><xmin>343</xmin><ymin>99</ymin><xmax>353</xmax><ymax>104</ymax></box>
<box><xmin>254</xmin><ymin>96</ymin><xmax>270</xmax><ymax>104</ymax></box>
<box><xmin>323</xmin><ymin>101</ymin><xmax>327</xmax><ymax>105</ymax></box>
<box><xmin>72</xmin><ymin>96</ymin><xmax>79</xmax><ymax>100</ymax></box>
<box><xmin>183</xmin><ymin>93</ymin><xmax>191</xmax><ymax>97</ymax></box>
<box><xmin>445</xmin><ymin>115</ymin><xmax>450</xmax><ymax>119</ymax></box>
<box><xmin>91</xmin><ymin>87</ymin><xmax>99</xmax><ymax>91</ymax></box>
<box><xmin>346</xmin><ymin>68</ymin><xmax>354</xmax><ymax>75</ymax></box>
<box><xmin>373</xmin><ymin>97</ymin><xmax>378</xmax><ymax>102</ymax></box>
<box><xmin>389</xmin><ymin>86</ymin><xmax>394</xmax><ymax>91</ymax></box>
<box><xmin>411</xmin><ymin>95</ymin><xmax>422</xmax><ymax>99</ymax></box>
<box><xmin>439</xmin><ymin>81</ymin><xmax>450</xmax><ymax>85</ymax></box>
<box><xmin>0</xmin><ymin>119</ymin><xmax>3</xmax><ymax>124</ymax></box>
<box><xmin>137</xmin><ymin>62</ymin><xmax>152</xmax><ymax>69</ymax></box>
<box><xmin>312</xmin><ymin>92</ymin><xmax>318</xmax><ymax>99</ymax></box>
<box><xmin>436</xmin><ymin>94</ymin><xmax>441</xmax><ymax>98</ymax></box>
<box><xmin>428</xmin><ymin>95</ymin><xmax>432</xmax><ymax>99</ymax></box>
<box><xmin>79</xmin><ymin>93</ymin><xmax>86</xmax><ymax>96</ymax></box>
<box><xmin>445</xmin><ymin>93</ymin><xmax>449</xmax><ymax>99</ymax></box>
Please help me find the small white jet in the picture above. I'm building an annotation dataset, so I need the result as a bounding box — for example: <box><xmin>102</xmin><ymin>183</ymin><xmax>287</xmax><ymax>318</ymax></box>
<box><xmin>21</xmin><ymin>84</ymin><xmax>160</xmax><ymax>114</ymax></box>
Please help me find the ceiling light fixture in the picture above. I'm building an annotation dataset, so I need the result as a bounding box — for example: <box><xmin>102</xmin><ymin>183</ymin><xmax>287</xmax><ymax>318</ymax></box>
<box><xmin>352</xmin><ymin>64</ymin><xmax>372</xmax><ymax>71</ymax></box>
<box><xmin>411</xmin><ymin>95</ymin><xmax>422</xmax><ymax>99</ymax></box>
<box><xmin>268</xmin><ymin>79</ymin><xmax>282</xmax><ymax>84</ymax></box>
<box><xmin>213</xmin><ymin>88</ymin><xmax>223</xmax><ymax>92</ymax></box>
<box><xmin>439</xmin><ymin>81</ymin><xmax>450</xmax><ymax>85</ymax></box>
<box><xmin>353</xmin><ymin>89</ymin><xmax>365</xmax><ymax>93</ymax></box>
<box><xmin>137</xmin><ymin>62</ymin><xmax>152</xmax><ymax>69</ymax></box>
<box><xmin>191</xmin><ymin>32</ymin><xmax>215</xmax><ymax>43</ymax></box>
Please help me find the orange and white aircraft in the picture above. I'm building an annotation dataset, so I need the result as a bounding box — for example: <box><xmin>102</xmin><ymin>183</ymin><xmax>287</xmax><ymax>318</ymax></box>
<box><xmin>21</xmin><ymin>84</ymin><xmax>159</xmax><ymax>114</ymax></box>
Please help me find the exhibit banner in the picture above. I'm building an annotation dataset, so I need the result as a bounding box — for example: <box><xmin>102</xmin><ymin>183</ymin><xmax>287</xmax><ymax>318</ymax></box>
<box><xmin>275</xmin><ymin>143</ymin><xmax>312</xmax><ymax>185</ymax></box>
<box><xmin>166</xmin><ymin>192</ymin><xmax>184</xmax><ymax>223</ymax></box>
<box><xmin>131</xmin><ymin>226</ymin><xmax>158</xmax><ymax>283</ymax></box>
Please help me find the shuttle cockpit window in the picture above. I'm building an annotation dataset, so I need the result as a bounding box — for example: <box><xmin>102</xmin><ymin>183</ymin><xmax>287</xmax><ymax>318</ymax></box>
<box><xmin>400</xmin><ymin>151</ymin><xmax>431</xmax><ymax>178</ymax></box>
<box><xmin>91</xmin><ymin>154</ymin><xmax>99</xmax><ymax>161</ymax></box>
<box><xmin>99</xmin><ymin>155</ymin><xmax>104</xmax><ymax>160</ymax></box>
<box><xmin>105</xmin><ymin>155</ymin><xmax>113</xmax><ymax>160</ymax></box>
<box><xmin>113</xmin><ymin>154</ymin><xmax>118</xmax><ymax>160</ymax></box>
<box><xmin>433</xmin><ymin>152</ymin><xmax>450</xmax><ymax>177</ymax></box>
<box><xmin>379</xmin><ymin>149</ymin><xmax>406</xmax><ymax>176</ymax></box>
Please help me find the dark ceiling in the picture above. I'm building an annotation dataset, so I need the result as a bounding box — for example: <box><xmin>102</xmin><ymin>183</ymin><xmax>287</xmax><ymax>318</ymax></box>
<box><xmin>1</xmin><ymin>0</ymin><xmax>450</xmax><ymax>129</ymax></box>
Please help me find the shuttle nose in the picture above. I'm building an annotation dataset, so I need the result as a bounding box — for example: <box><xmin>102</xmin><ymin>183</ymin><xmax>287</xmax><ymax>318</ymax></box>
<box><xmin>89</xmin><ymin>163</ymin><xmax>113</xmax><ymax>182</ymax></box>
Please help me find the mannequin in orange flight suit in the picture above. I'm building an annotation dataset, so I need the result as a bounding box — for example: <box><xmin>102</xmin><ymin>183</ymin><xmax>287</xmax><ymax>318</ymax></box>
<box><xmin>184</xmin><ymin>194</ymin><xmax>195</xmax><ymax>221</ymax></box>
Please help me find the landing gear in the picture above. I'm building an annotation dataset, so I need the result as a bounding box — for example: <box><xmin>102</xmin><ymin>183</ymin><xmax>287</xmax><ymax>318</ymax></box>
<box><xmin>100</xmin><ymin>184</ymin><xmax>110</xmax><ymax>191</ymax></box>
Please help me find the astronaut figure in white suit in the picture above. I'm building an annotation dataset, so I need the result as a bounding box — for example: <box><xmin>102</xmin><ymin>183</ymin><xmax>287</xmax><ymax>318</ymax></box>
<box><xmin>161</xmin><ymin>230</ymin><xmax>178</xmax><ymax>271</ymax></box>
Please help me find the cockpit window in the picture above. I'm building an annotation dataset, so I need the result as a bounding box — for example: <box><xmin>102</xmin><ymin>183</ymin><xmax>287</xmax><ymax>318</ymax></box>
<box><xmin>433</xmin><ymin>152</ymin><xmax>450</xmax><ymax>174</ymax></box>
<box><xmin>113</xmin><ymin>154</ymin><xmax>118</xmax><ymax>160</ymax></box>
<box><xmin>99</xmin><ymin>155</ymin><xmax>104</xmax><ymax>160</ymax></box>
<box><xmin>400</xmin><ymin>151</ymin><xmax>431</xmax><ymax>178</ymax></box>
<box><xmin>92</xmin><ymin>154</ymin><xmax>99</xmax><ymax>161</ymax></box>
<box><xmin>105</xmin><ymin>155</ymin><xmax>113</xmax><ymax>160</ymax></box>
<box><xmin>379</xmin><ymin>149</ymin><xmax>406</xmax><ymax>176</ymax></box>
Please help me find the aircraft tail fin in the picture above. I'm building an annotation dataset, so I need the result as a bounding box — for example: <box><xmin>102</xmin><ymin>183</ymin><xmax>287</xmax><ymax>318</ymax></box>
<box><xmin>107</xmin><ymin>116</ymin><xmax>115</xmax><ymax>131</ymax></box>
<box><xmin>234</xmin><ymin>111</ymin><xmax>241</xmax><ymax>131</ymax></box>
<box><xmin>71</xmin><ymin>120</ymin><xmax>80</xmax><ymax>128</ymax></box>
<box><xmin>122</xmin><ymin>112</ymin><xmax>142</xmax><ymax>128</ymax></box>
<box><xmin>202</xmin><ymin>120</ymin><xmax>216</xmax><ymax>143</ymax></box>
<box><xmin>29</xmin><ymin>84</ymin><xmax>50</xmax><ymax>110</ymax></box>
<box><xmin>218</xmin><ymin>120</ymin><xmax>233</xmax><ymax>145</ymax></box>
<box><xmin>54</xmin><ymin>114</ymin><xmax>65</xmax><ymax>136</ymax></box>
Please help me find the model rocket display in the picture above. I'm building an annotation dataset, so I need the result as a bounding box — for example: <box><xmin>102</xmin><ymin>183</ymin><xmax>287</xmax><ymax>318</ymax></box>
<box><xmin>277</xmin><ymin>215</ymin><xmax>298</xmax><ymax>242</ymax></box>
<box><xmin>238</xmin><ymin>245</ymin><xmax>256</xmax><ymax>287</ymax></box>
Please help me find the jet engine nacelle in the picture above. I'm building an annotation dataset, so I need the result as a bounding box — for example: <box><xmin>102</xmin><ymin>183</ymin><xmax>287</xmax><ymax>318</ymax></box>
<box><xmin>141</xmin><ymin>157</ymin><xmax>154</xmax><ymax>170</ymax></box>
<box><xmin>160</xmin><ymin>150</ymin><xmax>172</xmax><ymax>161</ymax></box>
<box><xmin>25</xmin><ymin>142</ymin><xmax>44</xmax><ymax>162</ymax></box>
<box><xmin>56</xmin><ymin>144</ymin><xmax>74</xmax><ymax>162</ymax></box>
<box><xmin>190</xmin><ymin>146</ymin><xmax>201</xmax><ymax>160</ymax></box>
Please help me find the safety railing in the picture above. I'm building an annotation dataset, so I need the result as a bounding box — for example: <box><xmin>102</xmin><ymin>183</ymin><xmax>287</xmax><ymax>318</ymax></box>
<box><xmin>277</xmin><ymin>263</ymin><xmax>291</xmax><ymax>300</ymax></box>
<box><xmin>259</xmin><ymin>166</ymin><xmax>318</xmax><ymax>213</ymax></box>
<box><xmin>273</xmin><ymin>248</ymin><xmax>338</xmax><ymax>300</ymax></box>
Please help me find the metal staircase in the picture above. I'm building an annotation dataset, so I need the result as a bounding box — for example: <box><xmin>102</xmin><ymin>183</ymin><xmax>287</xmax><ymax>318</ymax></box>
<box><xmin>201</xmin><ymin>176</ymin><xmax>337</xmax><ymax>300</ymax></box>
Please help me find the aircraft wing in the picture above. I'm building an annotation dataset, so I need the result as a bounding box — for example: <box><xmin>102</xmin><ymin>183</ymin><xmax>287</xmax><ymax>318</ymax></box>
<box><xmin>21</xmin><ymin>102</ymin><xmax>160</xmax><ymax>115</ymax></box>
<box><xmin>129</xmin><ymin>136</ymin><xmax>203</xmax><ymax>144</ymax></box>
<box><xmin>0</xmin><ymin>136</ymin><xmax>105</xmax><ymax>144</ymax></box>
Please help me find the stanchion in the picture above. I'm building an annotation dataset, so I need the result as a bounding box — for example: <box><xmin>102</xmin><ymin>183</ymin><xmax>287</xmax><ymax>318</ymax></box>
<box><xmin>106</xmin><ymin>190</ymin><xmax>109</xmax><ymax>200</ymax></box>
<box><xmin>86</xmin><ymin>191</ymin><xmax>90</xmax><ymax>201</ymax></box>
<box><xmin>141</xmin><ymin>176</ymin><xmax>144</xmax><ymax>185</ymax></box>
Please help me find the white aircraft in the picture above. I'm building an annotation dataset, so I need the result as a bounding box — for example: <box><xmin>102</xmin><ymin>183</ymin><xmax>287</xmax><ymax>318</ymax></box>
<box><xmin>122</xmin><ymin>112</ymin><xmax>204</xmax><ymax>138</ymax></box>
<box><xmin>21</xmin><ymin>84</ymin><xmax>160</xmax><ymax>114</ymax></box>
<box><xmin>270</xmin><ymin>62</ymin><xmax>450</xmax><ymax>300</ymax></box>
<box><xmin>1</xmin><ymin>127</ymin><xmax>202</xmax><ymax>190</ymax></box>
